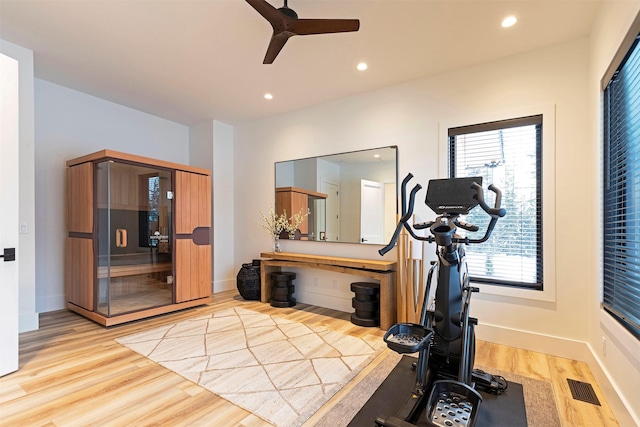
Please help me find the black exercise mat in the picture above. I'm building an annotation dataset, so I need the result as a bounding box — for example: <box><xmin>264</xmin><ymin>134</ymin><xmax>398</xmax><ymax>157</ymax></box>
<box><xmin>348</xmin><ymin>356</ymin><xmax>527</xmax><ymax>426</ymax></box>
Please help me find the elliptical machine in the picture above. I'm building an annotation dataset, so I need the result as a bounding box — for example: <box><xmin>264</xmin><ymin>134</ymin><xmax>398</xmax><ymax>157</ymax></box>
<box><xmin>375</xmin><ymin>173</ymin><xmax>506</xmax><ymax>427</ymax></box>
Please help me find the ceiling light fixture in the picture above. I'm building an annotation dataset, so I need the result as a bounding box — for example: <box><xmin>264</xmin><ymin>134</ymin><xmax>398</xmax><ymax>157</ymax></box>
<box><xmin>357</xmin><ymin>62</ymin><xmax>368</xmax><ymax>71</ymax></box>
<box><xmin>501</xmin><ymin>16</ymin><xmax>517</xmax><ymax>28</ymax></box>
<box><xmin>264</xmin><ymin>93</ymin><xmax>273</xmax><ymax>100</ymax></box>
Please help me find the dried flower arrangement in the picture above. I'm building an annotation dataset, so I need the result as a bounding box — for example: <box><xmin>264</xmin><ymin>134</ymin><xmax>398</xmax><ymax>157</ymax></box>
<box><xmin>258</xmin><ymin>207</ymin><xmax>310</xmax><ymax>237</ymax></box>
<box><xmin>284</xmin><ymin>208</ymin><xmax>309</xmax><ymax>236</ymax></box>
<box><xmin>258</xmin><ymin>207</ymin><xmax>289</xmax><ymax>237</ymax></box>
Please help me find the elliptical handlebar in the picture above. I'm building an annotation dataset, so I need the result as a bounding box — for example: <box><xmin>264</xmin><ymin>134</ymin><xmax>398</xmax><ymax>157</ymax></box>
<box><xmin>471</xmin><ymin>182</ymin><xmax>506</xmax><ymax>219</ymax></box>
<box><xmin>400</xmin><ymin>173</ymin><xmax>414</xmax><ymax>217</ymax></box>
<box><xmin>379</xmin><ymin>182</ymin><xmax>422</xmax><ymax>255</ymax></box>
<box><xmin>378</xmin><ymin>174</ymin><xmax>506</xmax><ymax>255</ymax></box>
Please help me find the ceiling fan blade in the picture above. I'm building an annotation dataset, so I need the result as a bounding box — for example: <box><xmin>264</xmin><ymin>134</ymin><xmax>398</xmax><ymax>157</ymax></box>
<box><xmin>246</xmin><ymin>0</ymin><xmax>282</xmax><ymax>25</ymax></box>
<box><xmin>246</xmin><ymin>0</ymin><xmax>360</xmax><ymax>63</ymax></box>
<box><xmin>263</xmin><ymin>32</ymin><xmax>291</xmax><ymax>64</ymax></box>
<box><xmin>290</xmin><ymin>19</ymin><xmax>360</xmax><ymax>36</ymax></box>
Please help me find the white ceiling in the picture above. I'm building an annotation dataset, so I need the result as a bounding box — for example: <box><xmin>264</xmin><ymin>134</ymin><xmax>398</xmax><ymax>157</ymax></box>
<box><xmin>0</xmin><ymin>0</ymin><xmax>601</xmax><ymax>126</ymax></box>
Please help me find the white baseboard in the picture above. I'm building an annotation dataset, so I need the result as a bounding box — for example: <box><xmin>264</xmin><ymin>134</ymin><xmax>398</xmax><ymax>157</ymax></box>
<box><xmin>477</xmin><ymin>323</ymin><xmax>637</xmax><ymax>426</ymax></box>
<box><xmin>36</xmin><ymin>294</ymin><xmax>66</xmax><ymax>314</ymax></box>
<box><xmin>213</xmin><ymin>279</ymin><xmax>235</xmax><ymax>293</ymax></box>
<box><xmin>19</xmin><ymin>311</ymin><xmax>39</xmax><ymax>333</ymax></box>
<box><xmin>296</xmin><ymin>289</ymin><xmax>352</xmax><ymax>313</ymax></box>
<box><xmin>476</xmin><ymin>322</ymin><xmax>590</xmax><ymax>360</ymax></box>
<box><xmin>584</xmin><ymin>343</ymin><xmax>639</xmax><ymax>427</ymax></box>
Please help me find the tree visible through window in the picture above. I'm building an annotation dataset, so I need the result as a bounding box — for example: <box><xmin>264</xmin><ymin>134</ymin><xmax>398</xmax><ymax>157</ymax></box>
<box><xmin>449</xmin><ymin>115</ymin><xmax>543</xmax><ymax>289</ymax></box>
<box><xmin>139</xmin><ymin>174</ymin><xmax>160</xmax><ymax>248</ymax></box>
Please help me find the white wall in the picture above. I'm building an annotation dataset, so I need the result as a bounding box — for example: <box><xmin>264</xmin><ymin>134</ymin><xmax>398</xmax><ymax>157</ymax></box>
<box><xmin>588</xmin><ymin>3</ymin><xmax>640</xmax><ymax>426</ymax></box>
<box><xmin>236</xmin><ymin>36</ymin><xmax>590</xmax><ymax>339</ymax></box>
<box><xmin>0</xmin><ymin>40</ymin><xmax>38</xmax><ymax>333</ymax></box>
<box><xmin>234</xmin><ymin>34</ymin><xmax>636</xmax><ymax>423</ymax></box>
<box><xmin>212</xmin><ymin>121</ymin><xmax>236</xmax><ymax>292</ymax></box>
<box><xmin>34</xmin><ymin>79</ymin><xmax>190</xmax><ymax>312</ymax></box>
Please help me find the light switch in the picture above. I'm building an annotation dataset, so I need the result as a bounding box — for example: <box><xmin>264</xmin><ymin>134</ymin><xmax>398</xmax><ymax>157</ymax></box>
<box><xmin>19</xmin><ymin>223</ymin><xmax>28</xmax><ymax>234</ymax></box>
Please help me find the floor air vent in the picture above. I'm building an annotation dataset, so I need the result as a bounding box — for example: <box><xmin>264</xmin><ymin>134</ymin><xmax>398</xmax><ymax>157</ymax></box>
<box><xmin>567</xmin><ymin>378</ymin><xmax>601</xmax><ymax>406</ymax></box>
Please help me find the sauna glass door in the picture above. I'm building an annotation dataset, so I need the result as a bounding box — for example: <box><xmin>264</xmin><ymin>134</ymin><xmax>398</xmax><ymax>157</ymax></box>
<box><xmin>96</xmin><ymin>161</ymin><xmax>173</xmax><ymax>316</ymax></box>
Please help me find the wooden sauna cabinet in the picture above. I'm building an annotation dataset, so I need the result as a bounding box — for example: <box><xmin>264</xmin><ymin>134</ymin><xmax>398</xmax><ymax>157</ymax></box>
<box><xmin>65</xmin><ymin>150</ymin><xmax>212</xmax><ymax>326</ymax></box>
<box><xmin>276</xmin><ymin>187</ymin><xmax>327</xmax><ymax>239</ymax></box>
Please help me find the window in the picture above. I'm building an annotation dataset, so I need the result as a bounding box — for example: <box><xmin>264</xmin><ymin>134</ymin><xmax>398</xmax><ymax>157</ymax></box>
<box><xmin>602</xmin><ymin>31</ymin><xmax>640</xmax><ymax>339</ymax></box>
<box><xmin>449</xmin><ymin>115</ymin><xmax>543</xmax><ymax>289</ymax></box>
<box><xmin>138</xmin><ymin>173</ymin><xmax>161</xmax><ymax>248</ymax></box>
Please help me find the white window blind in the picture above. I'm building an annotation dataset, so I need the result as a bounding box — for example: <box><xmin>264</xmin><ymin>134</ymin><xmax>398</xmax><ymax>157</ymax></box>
<box><xmin>449</xmin><ymin>115</ymin><xmax>543</xmax><ymax>289</ymax></box>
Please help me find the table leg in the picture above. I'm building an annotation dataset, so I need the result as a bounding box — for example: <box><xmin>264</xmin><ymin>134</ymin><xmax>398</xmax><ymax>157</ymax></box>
<box><xmin>260</xmin><ymin>262</ymin><xmax>281</xmax><ymax>303</ymax></box>
<box><xmin>379</xmin><ymin>272</ymin><xmax>397</xmax><ymax>330</ymax></box>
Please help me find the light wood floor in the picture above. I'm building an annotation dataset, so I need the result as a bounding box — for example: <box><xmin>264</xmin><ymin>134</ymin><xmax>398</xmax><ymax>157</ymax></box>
<box><xmin>0</xmin><ymin>290</ymin><xmax>618</xmax><ymax>427</ymax></box>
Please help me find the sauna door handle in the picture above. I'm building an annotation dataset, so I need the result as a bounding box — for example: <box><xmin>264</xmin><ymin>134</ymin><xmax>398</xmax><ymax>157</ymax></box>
<box><xmin>115</xmin><ymin>229</ymin><xmax>128</xmax><ymax>248</ymax></box>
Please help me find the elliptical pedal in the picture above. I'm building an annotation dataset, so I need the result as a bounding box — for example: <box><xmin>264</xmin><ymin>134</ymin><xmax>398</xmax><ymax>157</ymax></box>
<box><xmin>425</xmin><ymin>381</ymin><xmax>482</xmax><ymax>427</ymax></box>
<box><xmin>384</xmin><ymin>323</ymin><xmax>433</xmax><ymax>354</ymax></box>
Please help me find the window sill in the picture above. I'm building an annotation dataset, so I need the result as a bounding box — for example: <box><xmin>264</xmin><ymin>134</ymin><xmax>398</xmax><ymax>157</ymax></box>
<box><xmin>472</xmin><ymin>280</ymin><xmax>556</xmax><ymax>302</ymax></box>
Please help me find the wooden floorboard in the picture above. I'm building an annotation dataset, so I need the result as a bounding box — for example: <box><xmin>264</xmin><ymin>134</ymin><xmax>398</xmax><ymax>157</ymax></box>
<box><xmin>0</xmin><ymin>290</ymin><xmax>618</xmax><ymax>426</ymax></box>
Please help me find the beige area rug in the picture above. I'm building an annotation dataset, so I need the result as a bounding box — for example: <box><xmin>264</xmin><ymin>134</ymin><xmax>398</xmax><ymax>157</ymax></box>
<box><xmin>315</xmin><ymin>354</ymin><xmax>561</xmax><ymax>427</ymax></box>
<box><xmin>116</xmin><ymin>307</ymin><xmax>384</xmax><ymax>427</ymax></box>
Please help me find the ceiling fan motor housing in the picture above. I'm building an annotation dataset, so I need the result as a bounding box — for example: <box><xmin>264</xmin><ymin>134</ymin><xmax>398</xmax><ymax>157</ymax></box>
<box><xmin>278</xmin><ymin>6</ymin><xmax>298</xmax><ymax>19</ymax></box>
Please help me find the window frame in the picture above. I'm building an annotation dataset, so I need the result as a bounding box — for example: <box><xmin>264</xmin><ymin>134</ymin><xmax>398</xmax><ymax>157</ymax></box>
<box><xmin>448</xmin><ymin>114</ymin><xmax>543</xmax><ymax>290</ymax></box>
<box><xmin>601</xmin><ymin>24</ymin><xmax>640</xmax><ymax>339</ymax></box>
<box><xmin>438</xmin><ymin>105</ymin><xmax>556</xmax><ymax>302</ymax></box>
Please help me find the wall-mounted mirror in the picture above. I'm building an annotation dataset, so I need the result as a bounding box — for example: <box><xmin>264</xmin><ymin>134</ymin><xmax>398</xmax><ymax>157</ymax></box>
<box><xmin>275</xmin><ymin>146</ymin><xmax>398</xmax><ymax>244</ymax></box>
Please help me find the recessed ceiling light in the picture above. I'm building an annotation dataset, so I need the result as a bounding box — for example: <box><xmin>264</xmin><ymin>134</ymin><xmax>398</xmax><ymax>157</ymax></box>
<box><xmin>501</xmin><ymin>16</ymin><xmax>517</xmax><ymax>28</ymax></box>
<box><xmin>357</xmin><ymin>62</ymin><xmax>368</xmax><ymax>71</ymax></box>
<box><xmin>264</xmin><ymin>93</ymin><xmax>273</xmax><ymax>100</ymax></box>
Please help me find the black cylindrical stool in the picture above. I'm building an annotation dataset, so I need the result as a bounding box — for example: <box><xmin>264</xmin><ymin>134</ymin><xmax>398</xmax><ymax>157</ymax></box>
<box><xmin>270</xmin><ymin>272</ymin><xmax>296</xmax><ymax>307</ymax></box>
<box><xmin>236</xmin><ymin>260</ymin><xmax>262</xmax><ymax>300</ymax></box>
<box><xmin>350</xmin><ymin>282</ymin><xmax>380</xmax><ymax>327</ymax></box>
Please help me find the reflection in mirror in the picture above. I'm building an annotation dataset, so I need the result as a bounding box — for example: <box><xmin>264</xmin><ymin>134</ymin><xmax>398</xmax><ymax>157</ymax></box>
<box><xmin>275</xmin><ymin>146</ymin><xmax>398</xmax><ymax>244</ymax></box>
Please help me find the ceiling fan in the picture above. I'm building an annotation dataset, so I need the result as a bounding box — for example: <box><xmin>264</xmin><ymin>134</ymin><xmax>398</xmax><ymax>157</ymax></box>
<box><xmin>246</xmin><ymin>0</ymin><xmax>360</xmax><ymax>64</ymax></box>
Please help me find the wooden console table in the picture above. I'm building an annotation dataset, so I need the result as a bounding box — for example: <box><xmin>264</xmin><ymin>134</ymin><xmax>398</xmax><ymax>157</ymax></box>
<box><xmin>259</xmin><ymin>252</ymin><xmax>397</xmax><ymax>330</ymax></box>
